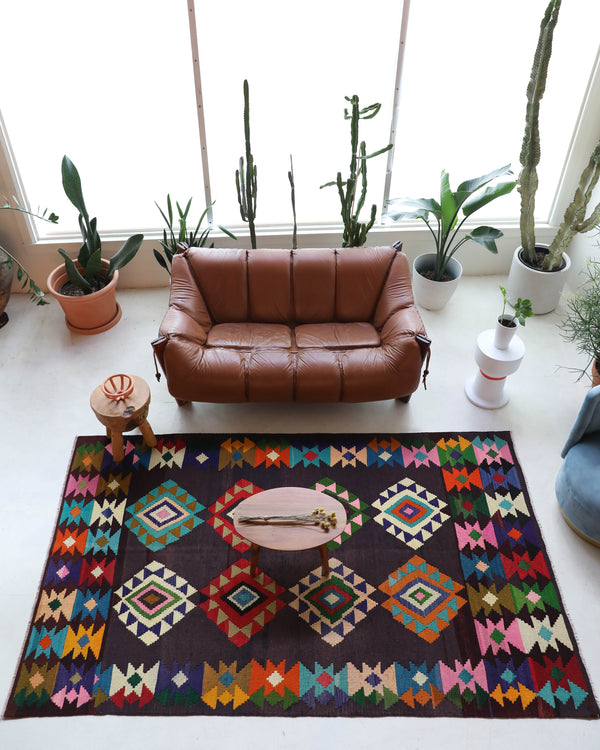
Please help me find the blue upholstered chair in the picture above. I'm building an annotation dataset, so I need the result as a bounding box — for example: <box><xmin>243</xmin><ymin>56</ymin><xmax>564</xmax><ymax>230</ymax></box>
<box><xmin>555</xmin><ymin>385</ymin><xmax>600</xmax><ymax>546</ymax></box>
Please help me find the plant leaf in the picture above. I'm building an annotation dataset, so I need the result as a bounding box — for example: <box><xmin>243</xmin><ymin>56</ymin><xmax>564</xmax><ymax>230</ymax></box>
<box><xmin>106</xmin><ymin>234</ymin><xmax>144</xmax><ymax>280</ymax></box>
<box><xmin>462</xmin><ymin>179</ymin><xmax>517</xmax><ymax>216</ymax></box>
<box><xmin>58</xmin><ymin>247</ymin><xmax>93</xmax><ymax>291</ymax></box>
<box><xmin>466</xmin><ymin>225</ymin><xmax>503</xmax><ymax>253</ymax></box>
<box><xmin>440</xmin><ymin>171</ymin><xmax>458</xmax><ymax>237</ymax></box>
<box><xmin>61</xmin><ymin>156</ymin><xmax>87</xmax><ymax>215</ymax></box>
<box><xmin>456</xmin><ymin>164</ymin><xmax>513</xmax><ymax>195</ymax></box>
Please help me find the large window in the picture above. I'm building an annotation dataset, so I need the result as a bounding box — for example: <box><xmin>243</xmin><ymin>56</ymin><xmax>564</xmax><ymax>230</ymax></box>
<box><xmin>1</xmin><ymin>0</ymin><xmax>599</xmax><ymax>241</ymax></box>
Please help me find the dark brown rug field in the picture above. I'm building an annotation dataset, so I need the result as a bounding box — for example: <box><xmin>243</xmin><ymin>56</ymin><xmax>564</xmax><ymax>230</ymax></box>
<box><xmin>5</xmin><ymin>432</ymin><xmax>598</xmax><ymax>719</ymax></box>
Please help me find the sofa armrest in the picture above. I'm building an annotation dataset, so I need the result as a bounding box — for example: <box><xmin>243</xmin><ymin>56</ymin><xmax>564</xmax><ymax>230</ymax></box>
<box><xmin>380</xmin><ymin>307</ymin><xmax>427</xmax><ymax>346</ymax></box>
<box><xmin>158</xmin><ymin>307</ymin><xmax>208</xmax><ymax>345</ymax></box>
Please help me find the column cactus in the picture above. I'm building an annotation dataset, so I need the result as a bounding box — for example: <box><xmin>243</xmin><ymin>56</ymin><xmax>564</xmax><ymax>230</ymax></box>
<box><xmin>321</xmin><ymin>95</ymin><xmax>392</xmax><ymax>247</ymax></box>
<box><xmin>235</xmin><ymin>79</ymin><xmax>258</xmax><ymax>249</ymax></box>
<box><xmin>518</xmin><ymin>0</ymin><xmax>562</xmax><ymax>266</ymax></box>
<box><xmin>545</xmin><ymin>139</ymin><xmax>600</xmax><ymax>269</ymax></box>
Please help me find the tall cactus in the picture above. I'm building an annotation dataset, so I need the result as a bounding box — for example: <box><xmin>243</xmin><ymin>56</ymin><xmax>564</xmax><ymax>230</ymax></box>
<box><xmin>321</xmin><ymin>95</ymin><xmax>392</xmax><ymax>247</ymax></box>
<box><xmin>235</xmin><ymin>79</ymin><xmax>257</xmax><ymax>248</ymax></box>
<box><xmin>288</xmin><ymin>155</ymin><xmax>297</xmax><ymax>250</ymax></box>
<box><xmin>545</xmin><ymin>139</ymin><xmax>600</xmax><ymax>269</ymax></box>
<box><xmin>518</xmin><ymin>0</ymin><xmax>562</xmax><ymax>265</ymax></box>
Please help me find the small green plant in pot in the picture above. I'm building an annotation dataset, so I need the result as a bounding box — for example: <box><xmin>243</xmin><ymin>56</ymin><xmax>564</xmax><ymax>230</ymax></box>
<box><xmin>494</xmin><ymin>286</ymin><xmax>533</xmax><ymax>350</ymax></box>
<box><xmin>499</xmin><ymin>285</ymin><xmax>533</xmax><ymax>328</ymax></box>
<box><xmin>559</xmin><ymin>258</ymin><xmax>600</xmax><ymax>383</ymax></box>
<box><xmin>153</xmin><ymin>195</ymin><xmax>236</xmax><ymax>275</ymax></box>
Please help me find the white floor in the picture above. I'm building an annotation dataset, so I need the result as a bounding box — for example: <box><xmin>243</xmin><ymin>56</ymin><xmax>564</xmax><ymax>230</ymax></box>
<box><xmin>1</xmin><ymin>276</ymin><xmax>599</xmax><ymax>749</ymax></box>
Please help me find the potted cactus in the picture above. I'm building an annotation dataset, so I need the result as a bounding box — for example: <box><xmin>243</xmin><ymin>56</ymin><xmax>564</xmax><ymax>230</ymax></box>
<box><xmin>507</xmin><ymin>0</ymin><xmax>600</xmax><ymax>313</ymax></box>
<box><xmin>320</xmin><ymin>94</ymin><xmax>392</xmax><ymax>247</ymax></box>
<box><xmin>47</xmin><ymin>156</ymin><xmax>144</xmax><ymax>334</ymax></box>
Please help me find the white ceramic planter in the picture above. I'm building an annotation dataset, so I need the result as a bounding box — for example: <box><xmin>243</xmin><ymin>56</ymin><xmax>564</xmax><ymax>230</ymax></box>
<box><xmin>493</xmin><ymin>317</ymin><xmax>518</xmax><ymax>350</ymax></box>
<box><xmin>412</xmin><ymin>253</ymin><xmax>463</xmax><ymax>311</ymax></box>
<box><xmin>506</xmin><ymin>245</ymin><xmax>571</xmax><ymax>315</ymax></box>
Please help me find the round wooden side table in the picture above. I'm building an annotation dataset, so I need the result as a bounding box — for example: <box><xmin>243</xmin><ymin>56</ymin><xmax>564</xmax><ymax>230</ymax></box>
<box><xmin>90</xmin><ymin>374</ymin><xmax>157</xmax><ymax>461</ymax></box>
<box><xmin>233</xmin><ymin>487</ymin><xmax>346</xmax><ymax>577</ymax></box>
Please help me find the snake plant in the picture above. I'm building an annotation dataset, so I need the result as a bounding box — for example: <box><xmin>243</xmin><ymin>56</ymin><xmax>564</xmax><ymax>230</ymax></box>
<box><xmin>58</xmin><ymin>156</ymin><xmax>143</xmax><ymax>293</ymax></box>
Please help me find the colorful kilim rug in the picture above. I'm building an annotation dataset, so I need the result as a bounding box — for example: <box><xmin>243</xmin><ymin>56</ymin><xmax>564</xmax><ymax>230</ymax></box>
<box><xmin>5</xmin><ymin>432</ymin><xmax>599</xmax><ymax>720</ymax></box>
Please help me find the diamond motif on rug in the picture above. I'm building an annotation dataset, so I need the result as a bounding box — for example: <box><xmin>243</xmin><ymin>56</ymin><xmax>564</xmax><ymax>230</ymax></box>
<box><xmin>198</xmin><ymin>560</ymin><xmax>286</xmax><ymax>647</ymax></box>
<box><xmin>288</xmin><ymin>559</ymin><xmax>377</xmax><ymax>646</ymax></box>
<box><xmin>372</xmin><ymin>478</ymin><xmax>449</xmax><ymax>549</ymax></box>
<box><xmin>113</xmin><ymin>561</ymin><xmax>197</xmax><ymax>645</ymax></box>
<box><xmin>311</xmin><ymin>478</ymin><xmax>369</xmax><ymax>549</ymax></box>
<box><xmin>207</xmin><ymin>479</ymin><xmax>263</xmax><ymax>552</ymax></box>
<box><xmin>379</xmin><ymin>555</ymin><xmax>466</xmax><ymax>643</ymax></box>
<box><xmin>125</xmin><ymin>480</ymin><xmax>205</xmax><ymax>551</ymax></box>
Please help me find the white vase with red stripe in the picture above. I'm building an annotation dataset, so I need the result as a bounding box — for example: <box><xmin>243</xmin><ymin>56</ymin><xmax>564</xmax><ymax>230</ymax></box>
<box><xmin>465</xmin><ymin>328</ymin><xmax>526</xmax><ymax>409</ymax></box>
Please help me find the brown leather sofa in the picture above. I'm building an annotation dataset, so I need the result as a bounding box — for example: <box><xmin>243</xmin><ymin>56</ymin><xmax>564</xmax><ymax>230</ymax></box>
<box><xmin>152</xmin><ymin>244</ymin><xmax>430</xmax><ymax>404</ymax></box>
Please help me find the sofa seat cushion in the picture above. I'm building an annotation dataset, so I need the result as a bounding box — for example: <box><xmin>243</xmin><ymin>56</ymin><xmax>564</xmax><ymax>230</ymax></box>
<box><xmin>206</xmin><ymin>322</ymin><xmax>292</xmax><ymax>349</ymax></box>
<box><xmin>296</xmin><ymin>322</ymin><xmax>380</xmax><ymax>349</ymax></box>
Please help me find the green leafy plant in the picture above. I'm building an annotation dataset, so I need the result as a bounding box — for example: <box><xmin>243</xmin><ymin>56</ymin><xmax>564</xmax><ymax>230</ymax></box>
<box><xmin>58</xmin><ymin>156</ymin><xmax>143</xmax><ymax>293</ymax></box>
<box><xmin>499</xmin><ymin>285</ymin><xmax>533</xmax><ymax>327</ymax></box>
<box><xmin>0</xmin><ymin>198</ymin><xmax>59</xmax><ymax>305</ymax></box>
<box><xmin>386</xmin><ymin>165</ymin><xmax>517</xmax><ymax>281</ymax></box>
<box><xmin>559</xmin><ymin>258</ymin><xmax>600</xmax><ymax>381</ymax></box>
<box><xmin>320</xmin><ymin>94</ymin><xmax>392</xmax><ymax>247</ymax></box>
<box><xmin>235</xmin><ymin>79</ymin><xmax>258</xmax><ymax>249</ymax></box>
<box><xmin>153</xmin><ymin>195</ymin><xmax>236</xmax><ymax>274</ymax></box>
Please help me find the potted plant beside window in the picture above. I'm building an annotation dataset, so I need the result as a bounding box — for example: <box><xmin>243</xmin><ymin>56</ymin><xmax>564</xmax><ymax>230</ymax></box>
<box><xmin>507</xmin><ymin>0</ymin><xmax>600</xmax><ymax>313</ymax></box>
<box><xmin>385</xmin><ymin>165</ymin><xmax>516</xmax><ymax>310</ymax></box>
<box><xmin>1</xmin><ymin>199</ymin><xmax>58</xmax><ymax>327</ymax></box>
<box><xmin>47</xmin><ymin>156</ymin><xmax>143</xmax><ymax>334</ymax></box>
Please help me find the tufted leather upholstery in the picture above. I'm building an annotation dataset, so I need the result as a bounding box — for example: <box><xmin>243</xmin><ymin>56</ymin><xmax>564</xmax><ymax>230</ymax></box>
<box><xmin>152</xmin><ymin>245</ymin><xmax>430</xmax><ymax>403</ymax></box>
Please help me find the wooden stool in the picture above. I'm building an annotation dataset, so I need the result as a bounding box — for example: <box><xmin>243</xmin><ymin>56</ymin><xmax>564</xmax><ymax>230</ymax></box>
<box><xmin>90</xmin><ymin>374</ymin><xmax>157</xmax><ymax>461</ymax></box>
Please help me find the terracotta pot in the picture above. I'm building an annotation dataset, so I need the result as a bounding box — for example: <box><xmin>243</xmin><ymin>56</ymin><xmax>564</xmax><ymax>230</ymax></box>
<box><xmin>47</xmin><ymin>260</ymin><xmax>122</xmax><ymax>334</ymax></box>
<box><xmin>412</xmin><ymin>253</ymin><xmax>463</xmax><ymax>311</ymax></box>
<box><xmin>593</xmin><ymin>359</ymin><xmax>600</xmax><ymax>387</ymax></box>
<box><xmin>506</xmin><ymin>245</ymin><xmax>571</xmax><ymax>315</ymax></box>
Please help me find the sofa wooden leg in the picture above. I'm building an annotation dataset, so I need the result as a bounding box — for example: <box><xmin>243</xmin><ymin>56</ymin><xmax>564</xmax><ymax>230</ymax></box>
<box><xmin>397</xmin><ymin>395</ymin><xmax>411</xmax><ymax>403</ymax></box>
<box><xmin>175</xmin><ymin>398</ymin><xmax>189</xmax><ymax>407</ymax></box>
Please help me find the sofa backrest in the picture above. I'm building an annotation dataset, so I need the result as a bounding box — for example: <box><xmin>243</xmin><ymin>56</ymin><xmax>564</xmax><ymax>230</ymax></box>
<box><xmin>174</xmin><ymin>245</ymin><xmax>412</xmax><ymax>326</ymax></box>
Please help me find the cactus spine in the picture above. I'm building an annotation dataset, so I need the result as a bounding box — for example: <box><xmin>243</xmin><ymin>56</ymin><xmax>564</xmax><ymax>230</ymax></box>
<box><xmin>545</xmin><ymin>140</ymin><xmax>600</xmax><ymax>269</ymax></box>
<box><xmin>321</xmin><ymin>94</ymin><xmax>391</xmax><ymax>247</ymax></box>
<box><xmin>235</xmin><ymin>79</ymin><xmax>257</xmax><ymax>249</ymax></box>
<box><xmin>518</xmin><ymin>0</ymin><xmax>561</xmax><ymax>265</ymax></box>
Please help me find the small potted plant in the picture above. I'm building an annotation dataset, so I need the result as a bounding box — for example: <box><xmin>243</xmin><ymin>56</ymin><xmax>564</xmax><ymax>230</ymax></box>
<box><xmin>559</xmin><ymin>258</ymin><xmax>600</xmax><ymax>384</ymax></box>
<box><xmin>495</xmin><ymin>285</ymin><xmax>533</xmax><ymax>349</ymax></box>
<box><xmin>1</xmin><ymin>199</ymin><xmax>58</xmax><ymax>326</ymax></box>
<box><xmin>47</xmin><ymin>156</ymin><xmax>144</xmax><ymax>334</ymax></box>
<box><xmin>385</xmin><ymin>165</ymin><xmax>516</xmax><ymax>310</ymax></box>
<box><xmin>153</xmin><ymin>195</ymin><xmax>236</xmax><ymax>274</ymax></box>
